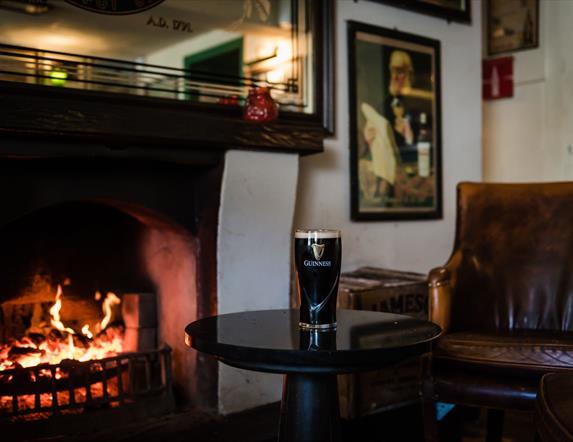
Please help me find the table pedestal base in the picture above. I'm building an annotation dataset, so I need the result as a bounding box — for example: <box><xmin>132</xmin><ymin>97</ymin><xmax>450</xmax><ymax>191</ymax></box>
<box><xmin>278</xmin><ymin>373</ymin><xmax>342</xmax><ymax>442</ymax></box>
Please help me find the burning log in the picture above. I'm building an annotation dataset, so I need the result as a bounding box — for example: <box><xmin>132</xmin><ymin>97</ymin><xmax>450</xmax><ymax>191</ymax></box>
<box><xmin>26</xmin><ymin>332</ymin><xmax>46</xmax><ymax>346</ymax></box>
<box><xmin>72</xmin><ymin>333</ymin><xmax>91</xmax><ymax>349</ymax></box>
<box><xmin>8</xmin><ymin>346</ymin><xmax>43</xmax><ymax>359</ymax></box>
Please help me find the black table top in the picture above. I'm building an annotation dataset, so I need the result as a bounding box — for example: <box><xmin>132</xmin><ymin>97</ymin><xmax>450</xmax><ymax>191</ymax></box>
<box><xmin>185</xmin><ymin>309</ymin><xmax>441</xmax><ymax>374</ymax></box>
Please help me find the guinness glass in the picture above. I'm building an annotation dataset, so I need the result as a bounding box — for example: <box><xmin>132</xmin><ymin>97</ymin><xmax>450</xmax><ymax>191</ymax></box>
<box><xmin>294</xmin><ymin>229</ymin><xmax>341</xmax><ymax>330</ymax></box>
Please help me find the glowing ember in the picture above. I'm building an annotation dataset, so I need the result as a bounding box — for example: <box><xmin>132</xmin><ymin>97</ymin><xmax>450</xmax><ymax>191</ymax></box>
<box><xmin>81</xmin><ymin>324</ymin><xmax>93</xmax><ymax>339</ymax></box>
<box><xmin>0</xmin><ymin>284</ymin><xmax>123</xmax><ymax>371</ymax></box>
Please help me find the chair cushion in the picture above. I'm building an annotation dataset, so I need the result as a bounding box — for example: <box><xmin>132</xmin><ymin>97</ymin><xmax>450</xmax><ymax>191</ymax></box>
<box><xmin>434</xmin><ymin>332</ymin><xmax>573</xmax><ymax>373</ymax></box>
<box><xmin>430</xmin><ymin>361</ymin><xmax>539</xmax><ymax>409</ymax></box>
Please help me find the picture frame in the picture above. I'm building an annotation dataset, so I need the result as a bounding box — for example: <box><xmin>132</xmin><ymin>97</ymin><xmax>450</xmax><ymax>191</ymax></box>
<box><xmin>487</xmin><ymin>0</ymin><xmax>539</xmax><ymax>56</ymax></box>
<box><xmin>368</xmin><ymin>0</ymin><xmax>471</xmax><ymax>24</ymax></box>
<box><xmin>348</xmin><ymin>22</ymin><xmax>442</xmax><ymax>221</ymax></box>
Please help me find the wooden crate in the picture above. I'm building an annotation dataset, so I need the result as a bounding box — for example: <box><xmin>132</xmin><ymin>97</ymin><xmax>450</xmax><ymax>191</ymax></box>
<box><xmin>337</xmin><ymin>267</ymin><xmax>428</xmax><ymax>419</ymax></box>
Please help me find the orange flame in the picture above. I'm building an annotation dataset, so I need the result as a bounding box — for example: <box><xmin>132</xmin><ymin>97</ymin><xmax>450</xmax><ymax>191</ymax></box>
<box><xmin>81</xmin><ymin>324</ymin><xmax>93</xmax><ymax>339</ymax></box>
<box><xmin>49</xmin><ymin>285</ymin><xmax>75</xmax><ymax>335</ymax></box>
<box><xmin>100</xmin><ymin>292</ymin><xmax>121</xmax><ymax>331</ymax></box>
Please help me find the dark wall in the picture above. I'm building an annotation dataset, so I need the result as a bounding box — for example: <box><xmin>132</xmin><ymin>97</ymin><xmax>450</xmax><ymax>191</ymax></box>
<box><xmin>0</xmin><ymin>202</ymin><xmax>152</xmax><ymax>303</ymax></box>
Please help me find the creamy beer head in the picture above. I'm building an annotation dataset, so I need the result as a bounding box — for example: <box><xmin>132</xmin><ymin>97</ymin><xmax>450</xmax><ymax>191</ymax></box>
<box><xmin>294</xmin><ymin>229</ymin><xmax>342</xmax><ymax>330</ymax></box>
<box><xmin>294</xmin><ymin>229</ymin><xmax>341</xmax><ymax>240</ymax></box>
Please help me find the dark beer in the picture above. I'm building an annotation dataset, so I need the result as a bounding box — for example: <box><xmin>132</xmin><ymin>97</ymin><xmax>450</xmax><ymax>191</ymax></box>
<box><xmin>294</xmin><ymin>229</ymin><xmax>341</xmax><ymax>330</ymax></box>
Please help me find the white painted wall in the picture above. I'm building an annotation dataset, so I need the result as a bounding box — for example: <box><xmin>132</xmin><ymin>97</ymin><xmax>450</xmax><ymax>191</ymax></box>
<box><xmin>543</xmin><ymin>1</ymin><xmax>573</xmax><ymax>180</ymax></box>
<box><xmin>217</xmin><ymin>150</ymin><xmax>298</xmax><ymax>414</ymax></box>
<box><xmin>483</xmin><ymin>0</ymin><xmax>573</xmax><ymax>181</ymax></box>
<box><xmin>295</xmin><ymin>0</ymin><xmax>483</xmax><ymax>274</ymax></box>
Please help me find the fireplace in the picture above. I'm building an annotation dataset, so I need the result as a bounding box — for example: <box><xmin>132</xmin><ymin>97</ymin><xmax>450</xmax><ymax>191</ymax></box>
<box><xmin>0</xmin><ymin>2</ymin><xmax>331</xmax><ymax>423</ymax></box>
<box><xmin>0</xmin><ymin>153</ymin><xmax>222</xmax><ymax>439</ymax></box>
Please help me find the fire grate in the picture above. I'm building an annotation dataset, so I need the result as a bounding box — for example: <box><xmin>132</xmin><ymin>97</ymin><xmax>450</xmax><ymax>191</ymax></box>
<box><xmin>0</xmin><ymin>346</ymin><xmax>172</xmax><ymax>420</ymax></box>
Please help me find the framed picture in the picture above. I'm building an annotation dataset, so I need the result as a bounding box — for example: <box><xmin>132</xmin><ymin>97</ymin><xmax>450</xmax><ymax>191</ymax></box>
<box><xmin>369</xmin><ymin>0</ymin><xmax>471</xmax><ymax>24</ymax></box>
<box><xmin>487</xmin><ymin>0</ymin><xmax>539</xmax><ymax>56</ymax></box>
<box><xmin>348</xmin><ymin>22</ymin><xmax>442</xmax><ymax>221</ymax></box>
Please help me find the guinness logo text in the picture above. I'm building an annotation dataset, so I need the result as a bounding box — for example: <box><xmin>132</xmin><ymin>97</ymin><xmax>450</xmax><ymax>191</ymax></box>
<box><xmin>304</xmin><ymin>260</ymin><xmax>332</xmax><ymax>267</ymax></box>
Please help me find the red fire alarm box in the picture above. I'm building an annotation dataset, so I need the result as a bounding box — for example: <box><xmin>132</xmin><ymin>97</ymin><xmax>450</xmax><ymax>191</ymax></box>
<box><xmin>483</xmin><ymin>56</ymin><xmax>514</xmax><ymax>100</ymax></box>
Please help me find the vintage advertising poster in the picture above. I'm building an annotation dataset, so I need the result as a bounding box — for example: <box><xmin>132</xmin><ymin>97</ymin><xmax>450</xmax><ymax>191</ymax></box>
<box><xmin>348</xmin><ymin>22</ymin><xmax>442</xmax><ymax>221</ymax></box>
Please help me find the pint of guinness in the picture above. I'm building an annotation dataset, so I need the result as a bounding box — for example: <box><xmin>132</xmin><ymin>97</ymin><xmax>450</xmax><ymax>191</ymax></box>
<box><xmin>294</xmin><ymin>229</ymin><xmax>341</xmax><ymax>330</ymax></box>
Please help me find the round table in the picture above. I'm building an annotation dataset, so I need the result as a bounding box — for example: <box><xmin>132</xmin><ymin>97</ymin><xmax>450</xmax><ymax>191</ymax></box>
<box><xmin>185</xmin><ymin>309</ymin><xmax>441</xmax><ymax>442</ymax></box>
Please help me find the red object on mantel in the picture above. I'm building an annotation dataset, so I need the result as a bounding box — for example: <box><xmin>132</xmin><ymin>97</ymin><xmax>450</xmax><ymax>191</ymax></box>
<box><xmin>243</xmin><ymin>86</ymin><xmax>278</xmax><ymax>122</ymax></box>
<box><xmin>483</xmin><ymin>56</ymin><xmax>514</xmax><ymax>100</ymax></box>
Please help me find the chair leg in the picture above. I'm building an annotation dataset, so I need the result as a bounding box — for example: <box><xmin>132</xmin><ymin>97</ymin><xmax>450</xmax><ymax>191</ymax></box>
<box><xmin>486</xmin><ymin>408</ymin><xmax>505</xmax><ymax>442</ymax></box>
<box><xmin>422</xmin><ymin>398</ymin><xmax>439</xmax><ymax>442</ymax></box>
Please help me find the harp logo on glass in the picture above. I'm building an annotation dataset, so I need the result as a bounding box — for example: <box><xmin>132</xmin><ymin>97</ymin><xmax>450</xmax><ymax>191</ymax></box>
<box><xmin>311</xmin><ymin>243</ymin><xmax>325</xmax><ymax>261</ymax></box>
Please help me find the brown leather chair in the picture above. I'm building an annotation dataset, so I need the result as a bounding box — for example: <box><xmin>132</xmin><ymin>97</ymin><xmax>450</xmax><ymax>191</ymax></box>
<box><xmin>423</xmin><ymin>182</ymin><xmax>573</xmax><ymax>442</ymax></box>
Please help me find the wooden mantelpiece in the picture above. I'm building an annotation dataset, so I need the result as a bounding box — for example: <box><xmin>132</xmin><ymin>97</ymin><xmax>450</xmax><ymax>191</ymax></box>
<box><xmin>0</xmin><ymin>81</ymin><xmax>325</xmax><ymax>156</ymax></box>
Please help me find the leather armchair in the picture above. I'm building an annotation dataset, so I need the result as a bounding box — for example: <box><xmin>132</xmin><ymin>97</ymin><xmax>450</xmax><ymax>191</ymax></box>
<box><xmin>423</xmin><ymin>182</ymin><xmax>573</xmax><ymax>441</ymax></box>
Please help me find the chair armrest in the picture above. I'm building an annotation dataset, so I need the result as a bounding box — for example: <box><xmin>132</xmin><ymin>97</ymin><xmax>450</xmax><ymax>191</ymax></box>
<box><xmin>428</xmin><ymin>266</ymin><xmax>452</xmax><ymax>334</ymax></box>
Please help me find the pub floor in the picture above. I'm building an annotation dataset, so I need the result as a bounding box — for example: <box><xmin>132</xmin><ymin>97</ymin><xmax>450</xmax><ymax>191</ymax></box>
<box><xmin>340</xmin><ymin>404</ymin><xmax>536</xmax><ymax>442</ymax></box>
<box><xmin>60</xmin><ymin>402</ymin><xmax>535</xmax><ymax>441</ymax></box>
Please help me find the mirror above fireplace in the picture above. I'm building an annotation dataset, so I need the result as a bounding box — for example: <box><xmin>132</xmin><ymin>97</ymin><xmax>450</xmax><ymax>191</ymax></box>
<box><xmin>0</xmin><ymin>0</ymin><xmax>334</xmax><ymax>150</ymax></box>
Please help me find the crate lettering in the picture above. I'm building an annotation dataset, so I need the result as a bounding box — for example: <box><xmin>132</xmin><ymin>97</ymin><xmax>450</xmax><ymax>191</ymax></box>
<box><xmin>368</xmin><ymin>293</ymin><xmax>428</xmax><ymax>314</ymax></box>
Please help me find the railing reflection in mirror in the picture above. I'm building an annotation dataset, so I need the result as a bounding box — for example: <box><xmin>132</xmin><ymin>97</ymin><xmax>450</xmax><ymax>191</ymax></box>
<box><xmin>0</xmin><ymin>44</ymin><xmax>307</xmax><ymax>111</ymax></box>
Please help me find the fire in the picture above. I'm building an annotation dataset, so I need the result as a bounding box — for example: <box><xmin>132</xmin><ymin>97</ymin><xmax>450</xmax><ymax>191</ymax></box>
<box><xmin>49</xmin><ymin>285</ymin><xmax>75</xmax><ymax>335</ymax></box>
<box><xmin>81</xmin><ymin>324</ymin><xmax>93</xmax><ymax>339</ymax></box>
<box><xmin>100</xmin><ymin>292</ymin><xmax>121</xmax><ymax>331</ymax></box>
<box><xmin>0</xmin><ymin>284</ymin><xmax>124</xmax><ymax>372</ymax></box>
